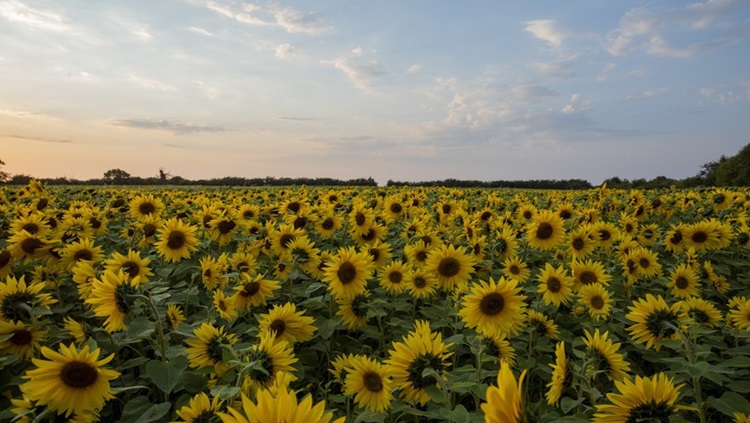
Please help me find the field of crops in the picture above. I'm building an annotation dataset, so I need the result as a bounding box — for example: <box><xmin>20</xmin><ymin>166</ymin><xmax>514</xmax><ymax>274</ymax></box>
<box><xmin>1</xmin><ymin>180</ymin><xmax>750</xmax><ymax>422</ymax></box>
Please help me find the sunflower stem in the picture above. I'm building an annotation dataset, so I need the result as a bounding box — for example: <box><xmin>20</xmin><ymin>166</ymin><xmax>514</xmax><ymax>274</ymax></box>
<box><xmin>681</xmin><ymin>330</ymin><xmax>706</xmax><ymax>423</ymax></box>
<box><xmin>138</xmin><ymin>294</ymin><xmax>167</xmax><ymax>361</ymax></box>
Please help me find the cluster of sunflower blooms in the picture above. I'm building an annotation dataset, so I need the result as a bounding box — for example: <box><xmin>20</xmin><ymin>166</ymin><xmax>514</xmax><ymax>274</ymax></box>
<box><xmin>0</xmin><ymin>179</ymin><xmax>749</xmax><ymax>422</ymax></box>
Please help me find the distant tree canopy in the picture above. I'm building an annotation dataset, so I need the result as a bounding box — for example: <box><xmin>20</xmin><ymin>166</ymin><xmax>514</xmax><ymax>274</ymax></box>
<box><xmin>0</xmin><ymin>159</ymin><xmax>9</xmax><ymax>183</ymax></box>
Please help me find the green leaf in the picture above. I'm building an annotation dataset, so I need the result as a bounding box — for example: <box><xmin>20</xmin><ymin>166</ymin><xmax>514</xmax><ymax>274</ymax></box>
<box><xmin>447</xmin><ymin>404</ymin><xmax>470</xmax><ymax>423</ymax></box>
<box><xmin>561</xmin><ymin>397</ymin><xmax>585</xmax><ymax>414</ymax></box>
<box><xmin>316</xmin><ymin>317</ymin><xmax>338</xmax><ymax>340</ymax></box>
<box><xmin>424</xmin><ymin>385</ymin><xmax>445</xmax><ymax>404</ymax></box>
<box><xmin>718</xmin><ymin>356</ymin><xmax>750</xmax><ymax>368</ymax></box>
<box><xmin>118</xmin><ymin>396</ymin><xmax>171</xmax><ymax>423</ymax></box>
<box><xmin>710</xmin><ymin>391</ymin><xmax>750</xmax><ymax>417</ymax></box>
<box><xmin>145</xmin><ymin>356</ymin><xmax>188</xmax><ymax>394</ymax></box>
<box><xmin>127</xmin><ymin>316</ymin><xmax>156</xmax><ymax>340</ymax></box>
<box><xmin>211</xmin><ymin>385</ymin><xmax>241</xmax><ymax>400</ymax></box>
<box><xmin>181</xmin><ymin>371</ymin><xmax>208</xmax><ymax>394</ymax></box>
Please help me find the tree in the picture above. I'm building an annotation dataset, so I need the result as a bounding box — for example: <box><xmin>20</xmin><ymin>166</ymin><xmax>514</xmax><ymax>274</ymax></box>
<box><xmin>715</xmin><ymin>143</ymin><xmax>750</xmax><ymax>186</ymax></box>
<box><xmin>103</xmin><ymin>168</ymin><xmax>132</xmax><ymax>184</ymax></box>
<box><xmin>0</xmin><ymin>158</ymin><xmax>9</xmax><ymax>183</ymax></box>
<box><xmin>158</xmin><ymin>168</ymin><xmax>172</xmax><ymax>182</ymax></box>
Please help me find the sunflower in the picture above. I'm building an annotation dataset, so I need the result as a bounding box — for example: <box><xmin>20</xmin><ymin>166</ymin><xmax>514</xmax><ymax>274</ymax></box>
<box><xmin>323</xmin><ymin>247</ymin><xmax>374</xmax><ymax>300</ymax></box>
<box><xmin>0</xmin><ymin>320</ymin><xmax>46</xmax><ymax>359</ymax></box>
<box><xmin>458</xmin><ymin>277</ymin><xmax>527</xmax><ymax>338</ymax></box>
<box><xmin>626</xmin><ymin>247</ymin><xmax>662</xmax><ymax>279</ymax></box>
<box><xmin>283</xmin><ymin>236</ymin><xmax>321</xmax><ymax>275</ymax></box>
<box><xmin>241</xmin><ymin>332</ymin><xmax>298</xmax><ymax>395</ymax></box>
<box><xmin>185</xmin><ymin>323</ymin><xmax>238</xmax><ymax>375</ymax></box>
<box><xmin>228</xmin><ymin>250</ymin><xmax>258</xmax><ymax>275</ymax></box>
<box><xmin>502</xmin><ymin>255</ymin><xmax>530</xmax><ymax>284</ymax></box>
<box><xmin>154</xmin><ymin>218</ymin><xmax>199</xmax><ymax>263</ymax></box>
<box><xmin>337</xmin><ymin>292</ymin><xmax>370</xmax><ymax>330</ymax></box>
<box><xmin>104</xmin><ymin>249</ymin><xmax>153</xmax><ymax>283</ymax></box>
<box><xmin>0</xmin><ymin>275</ymin><xmax>56</xmax><ymax>322</ymax></box>
<box><xmin>166</xmin><ymin>304</ymin><xmax>186</xmax><ymax>330</ymax></box>
<box><xmin>383</xmin><ymin>196</ymin><xmax>407</xmax><ymax>221</ymax></box>
<box><xmin>682</xmin><ymin>221</ymin><xmax>720</xmax><ymax>251</ymax></box>
<box><xmin>566</xmin><ymin>226</ymin><xmax>597</xmax><ymax>260</ymax></box>
<box><xmin>129</xmin><ymin>194</ymin><xmax>163</xmax><ymax>220</ymax></box>
<box><xmin>218</xmin><ymin>386</ymin><xmax>344</xmax><ymax>423</ymax></box>
<box><xmin>516</xmin><ymin>203</ymin><xmax>537</xmax><ymax>222</ymax></box>
<box><xmin>481</xmin><ymin>361</ymin><xmax>526</xmax><ymax>423</ymax></box>
<box><xmin>425</xmin><ymin>244</ymin><xmax>475</xmax><ymax>291</ymax></box>
<box><xmin>213</xmin><ymin>290</ymin><xmax>238</xmax><ymax>321</ymax></box>
<box><xmin>365</xmin><ymin>240</ymin><xmax>392</xmax><ymax>269</ymax></box>
<box><xmin>546</xmin><ymin>341</ymin><xmax>567</xmax><ymax>406</ymax></box>
<box><xmin>64</xmin><ymin>317</ymin><xmax>90</xmax><ymax>344</ymax></box>
<box><xmin>175</xmin><ymin>392</ymin><xmax>224</xmax><ymax>423</ymax></box>
<box><xmin>536</xmin><ymin>263</ymin><xmax>574</xmax><ymax>307</ymax></box>
<box><xmin>330</xmin><ymin>353</ymin><xmax>359</xmax><ymax>385</ymax></box>
<box><xmin>349</xmin><ymin>203</ymin><xmax>376</xmax><ymax>236</ymax></box>
<box><xmin>405</xmin><ymin>267</ymin><xmax>438</xmax><ymax>299</ymax></box>
<box><xmin>315</xmin><ymin>209</ymin><xmax>342</xmax><ymax>238</ymax></box>
<box><xmin>663</xmin><ymin>224</ymin><xmax>687</xmax><ymax>253</ymax></box>
<box><xmin>727</xmin><ymin>298</ymin><xmax>750</xmax><ymax>331</ymax></box>
<box><xmin>481</xmin><ymin>332</ymin><xmax>516</xmax><ymax>364</ymax></box>
<box><xmin>10</xmin><ymin>213</ymin><xmax>50</xmax><ymax>238</ymax></box>
<box><xmin>592</xmin><ymin>373</ymin><xmax>693</xmax><ymax>423</ymax></box>
<box><xmin>403</xmin><ymin>240</ymin><xmax>433</xmax><ymax>268</ymax></box>
<box><xmin>385</xmin><ymin>320</ymin><xmax>453</xmax><ymax>405</ymax></box>
<box><xmin>0</xmin><ymin>248</ymin><xmax>12</xmax><ymax>279</ymax></box>
<box><xmin>21</xmin><ymin>343</ymin><xmax>119</xmax><ymax>417</ymax></box>
<box><xmin>135</xmin><ymin>214</ymin><xmax>161</xmax><ymax>248</ymax></box>
<box><xmin>268</xmin><ymin>224</ymin><xmax>306</xmax><ymax>257</ymax></box>
<box><xmin>200</xmin><ymin>256</ymin><xmax>224</xmax><ymax>291</ymax></box>
<box><xmin>626</xmin><ymin>294</ymin><xmax>684</xmax><ymax>350</ymax></box>
<box><xmin>584</xmin><ymin>329</ymin><xmax>631</xmax><ymax>382</ymax></box>
<box><xmin>680</xmin><ymin>297</ymin><xmax>722</xmax><ymax>327</ymax></box>
<box><xmin>210</xmin><ymin>215</ymin><xmax>239</xmax><ymax>246</ymax></box>
<box><xmin>494</xmin><ymin>226</ymin><xmax>519</xmax><ymax>260</ymax></box>
<box><xmin>526</xmin><ymin>310</ymin><xmax>559</xmax><ymax>339</ymax></box>
<box><xmin>344</xmin><ymin>356</ymin><xmax>394</xmax><ymax>412</ymax></box>
<box><xmin>589</xmin><ymin>221</ymin><xmax>621</xmax><ymax>250</ymax></box>
<box><xmin>379</xmin><ymin>261</ymin><xmax>410</xmax><ymax>294</ymax></box>
<box><xmin>525</xmin><ymin>209</ymin><xmax>566</xmax><ymax>251</ymax></box>
<box><xmin>258</xmin><ymin>302</ymin><xmax>316</xmax><ymax>344</ymax></box>
<box><xmin>572</xmin><ymin>259</ymin><xmax>611</xmax><ymax>289</ymax></box>
<box><xmin>736</xmin><ymin>413</ymin><xmax>750</xmax><ymax>423</ymax></box>
<box><xmin>85</xmin><ymin>270</ymin><xmax>140</xmax><ymax>333</ymax></box>
<box><xmin>578</xmin><ymin>283</ymin><xmax>613</xmax><ymax>321</ymax></box>
<box><xmin>7</xmin><ymin>230</ymin><xmax>49</xmax><ymax>262</ymax></box>
<box><xmin>667</xmin><ymin>264</ymin><xmax>701</xmax><ymax>299</ymax></box>
<box><xmin>232</xmin><ymin>273</ymin><xmax>280</xmax><ymax>310</ymax></box>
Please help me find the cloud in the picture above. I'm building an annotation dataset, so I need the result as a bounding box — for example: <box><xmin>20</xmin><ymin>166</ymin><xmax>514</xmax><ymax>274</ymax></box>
<box><xmin>523</xmin><ymin>20</ymin><xmax>565</xmax><ymax>48</ymax></box>
<box><xmin>562</xmin><ymin>93</ymin><xmax>591</xmax><ymax>114</ymax></box>
<box><xmin>187</xmin><ymin>26</ymin><xmax>214</xmax><ymax>37</ymax></box>
<box><xmin>275</xmin><ymin>43</ymin><xmax>294</xmax><ymax>59</ymax></box>
<box><xmin>698</xmin><ymin>80</ymin><xmax>750</xmax><ymax>105</ymax></box>
<box><xmin>328</xmin><ymin>57</ymin><xmax>387</xmax><ymax>92</ymax></box>
<box><xmin>110</xmin><ymin>119</ymin><xmax>227</xmax><ymax>134</ymax></box>
<box><xmin>407</xmin><ymin>64</ymin><xmax>423</xmax><ymax>74</ymax></box>
<box><xmin>625</xmin><ymin>88</ymin><xmax>670</xmax><ymax>101</ymax></box>
<box><xmin>128</xmin><ymin>75</ymin><xmax>177</xmax><ymax>92</ymax></box>
<box><xmin>605</xmin><ymin>1</ymin><xmax>742</xmax><ymax>57</ymax></box>
<box><xmin>352</xmin><ymin>47</ymin><xmax>363</xmax><ymax>56</ymax></box>
<box><xmin>6</xmin><ymin>134</ymin><xmax>72</xmax><ymax>143</ymax></box>
<box><xmin>0</xmin><ymin>0</ymin><xmax>69</xmax><ymax>31</ymax></box>
<box><xmin>533</xmin><ymin>59</ymin><xmax>576</xmax><ymax>80</ymax></box>
<box><xmin>203</xmin><ymin>1</ymin><xmax>329</xmax><ymax>34</ymax></box>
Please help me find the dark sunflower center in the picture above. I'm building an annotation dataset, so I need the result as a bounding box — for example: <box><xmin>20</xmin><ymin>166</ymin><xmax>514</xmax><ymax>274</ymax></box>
<box><xmin>691</xmin><ymin>231</ymin><xmax>708</xmax><ymax>243</ymax></box>
<box><xmin>337</xmin><ymin>262</ymin><xmax>357</xmax><ymax>284</ymax></box>
<box><xmin>480</xmin><ymin>293</ymin><xmax>506</xmax><ymax>316</ymax></box>
<box><xmin>10</xmin><ymin>329</ymin><xmax>32</xmax><ymax>345</ymax></box>
<box><xmin>60</xmin><ymin>361</ymin><xmax>98</xmax><ymax>389</ymax></box>
<box><xmin>279</xmin><ymin>234</ymin><xmax>295</xmax><ymax>249</ymax></box>
<box><xmin>442</xmin><ymin>204</ymin><xmax>451</xmax><ymax>214</ymax></box>
<box><xmin>406</xmin><ymin>353</ymin><xmax>445</xmax><ymax>389</ymax></box>
<box><xmin>509</xmin><ymin>265</ymin><xmax>520</xmax><ymax>275</ymax></box>
<box><xmin>589</xmin><ymin>348</ymin><xmax>612</xmax><ymax>374</ymax></box>
<box><xmin>598</xmin><ymin>230</ymin><xmax>611</xmax><ymax>241</ymax></box>
<box><xmin>143</xmin><ymin>223</ymin><xmax>157</xmax><ymax>238</ymax></box>
<box><xmin>644</xmin><ymin>310</ymin><xmax>679</xmax><ymax>339</ymax></box>
<box><xmin>120</xmin><ymin>261</ymin><xmax>140</xmax><ymax>277</ymax></box>
<box><xmin>639</xmin><ymin>258</ymin><xmax>651</xmax><ymax>269</ymax></box>
<box><xmin>368</xmin><ymin>248</ymin><xmax>380</xmax><ymax>262</ymax></box>
<box><xmin>241</xmin><ymin>282</ymin><xmax>261</xmax><ymax>297</ymax></box>
<box><xmin>560</xmin><ymin>210</ymin><xmax>572</xmax><ymax>219</ymax></box>
<box><xmin>36</xmin><ymin>198</ymin><xmax>49</xmax><ymax>210</ymax></box>
<box><xmin>580</xmin><ymin>271</ymin><xmax>597</xmax><ymax>285</ymax></box>
<box><xmin>203</xmin><ymin>215</ymin><xmax>213</xmax><ymax>229</ymax></box>
<box><xmin>351</xmin><ymin>295</ymin><xmax>368</xmax><ymax>317</ymax></box>
<box><xmin>388</xmin><ymin>271</ymin><xmax>403</xmax><ymax>284</ymax></box>
<box><xmin>625</xmin><ymin>224</ymin><xmax>634</xmax><ymax>233</ymax></box>
<box><xmin>737</xmin><ymin>233</ymin><xmax>749</xmax><ymax>245</ymax></box>
<box><xmin>390</xmin><ymin>203</ymin><xmax>403</xmax><ymax>214</ymax></box>
<box><xmin>321</xmin><ymin>218</ymin><xmax>334</xmax><ymax>230</ymax></box>
<box><xmin>363</xmin><ymin>371</ymin><xmax>384</xmax><ymax>392</ymax></box>
<box><xmin>669</xmin><ymin>231</ymin><xmax>683</xmax><ymax>245</ymax></box>
<box><xmin>291</xmin><ymin>248</ymin><xmax>309</xmax><ymax>263</ymax></box>
<box><xmin>287</xmin><ymin>202</ymin><xmax>300</xmax><ymax>214</ymax></box>
<box><xmin>248</xmin><ymin>350</ymin><xmax>275</xmax><ymax>385</ymax></box>
<box><xmin>217</xmin><ymin>220</ymin><xmax>236</xmax><ymax>234</ymax></box>
<box><xmin>21</xmin><ymin>237</ymin><xmax>44</xmax><ymax>255</ymax></box>
<box><xmin>482</xmin><ymin>337</ymin><xmax>501</xmax><ymax>357</ymax></box>
<box><xmin>22</xmin><ymin>223</ymin><xmax>39</xmax><ymax>234</ymax></box>
<box><xmin>1</xmin><ymin>292</ymin><xmax>36</xmax><ymax>321</ymax></box>
<box><xmin>0</xmin><ymin>250</ymin><xmax>11</xmax><ymax>268</ymax></box>
<box><xmin>413</xmin><ymin>276</ymin><xmax>427</xmax><ymax>289</ymax></box>
<box><xmin>625</xmin><ymin>401</ymin><xmax>675</xmax><ymax>423</ymax></box>
<box><xmin>547</xmin><ymin>277</ymin><xmax>562</xmax><ymax>293</ymax></box>
<box><xmin>355</xmin><ymin>212</ymin><xmax>366</xmax><ymax>226</ymax></box>
<box><xmin>293</xmin><ymin>216</ymin><xmax>308</xmax><ymax>229</ymax></box>
<box><xmin>689</xmin><ymin>309</ymin><xmax>709</xmax><ymax>324</ymax></box>
<box><xmin>713</xmin><ymin>194</ymin><xmax>725</xmax><ymax>204</ymax></box>
<box><xmin>361</xmin><ymin>229</ymin><xmax>376</xmax><ymax>241</ymax></box>
<box><xmin>536</xmin><ymin>222</ymin><xmax>553</xmax><ymax>240</ymax></box>
<box><xmin>438</xmin><ymin>257</ymin><xmax>460</xmax><ymax>278</ymax></box>
<box><xmin>496</xmin><ymin>238</ymin><xmax>508</xmax><ymax>253</ymax></box>
<box><xmin>114</xmin><ymin>283</ymin><xmax>137</xmax><ymax>314</ymax></box>
<box><xmin>73</xmin><ymin>249</ymin><xmax>93</xmax><ymax>262</ymax></box>
<box><xmin>523</xmin><ymin>211</ymin><xmax>533</xmax><ymax>219</ymax></box>
<box><xmin>206</xmin><ymin>336</ymin><xmax>227</xmax><ymax>363</ymax></box>
<box><xmin>416</xmin><ymin>251</ymin><xmax>428</xmax><ymax>262</ymax></box>
<box><xmin>167</xmin><ymin>231</ymin><xmax>186</xmax><ymax>249</ymax></box>
<box><xmin>590</xmin><ymin>295</ymin><xmax>605</xmax><ymax>310</ymax></box>
<box><xmin>270</xmin><ymin>319</ymin><xmax>286</xmax><ymax>337</ymax></box>
<box><xmin>675</xmin><ymin>276</ymin><xmax>689</xmax><ymax>290</ymax></box>
<box><xmin>138</xmin><ymin>202</ymin><xmax>156</xmax><ymax>215</ymax></box>
<box><xmin>481</xmin><ymin>211</ymin><xmax>492</xmax><ymax>221</ymax></box>
<box><xmin>243</xmin><ymin>210</ymin><xmax>255</xmax><ymax>219</ymax></box>
<box><xmin>572</xmin><ymin>238</ymin><xmax>585</xmax><ymax>251</ymax></box>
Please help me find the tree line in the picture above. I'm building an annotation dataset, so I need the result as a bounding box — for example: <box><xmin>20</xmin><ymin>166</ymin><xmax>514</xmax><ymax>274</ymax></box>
<box><xmin>1</xmin><ymin>142</ymin><xmax>748</xmax><ymax>188</ymax></box>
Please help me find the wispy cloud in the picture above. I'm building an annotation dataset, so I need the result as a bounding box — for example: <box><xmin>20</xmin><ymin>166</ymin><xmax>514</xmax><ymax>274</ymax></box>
<box><xmin>625</xmin><ymin>88</ymin><xmax>670</xmax><ymax>101</ymax></box>
<box><xmin>645</xmin><ymin>34</ymin><xmax>734</xmax><ymax>58</ymax></box>
<box><xmin>187</xmin><ymin>26</ymin><xmax>214</xmax><ymax>37</ymax></box>
<box><xmin>407</xmin><ymin>64</ymin><xmax>423</xmax><ymax>74</ymax></box>
<box><xmin>0</xmin><ymin>0</ymin><xmax>69</xmax><ymax>31</ymax></box>
<box><xmin>275</xmin><ymin>43</ymin><xmax>294</xmax><ymax>59</ymax></box>
<box><xmin>203</xmin><ymin>1</ymin><xmax>329</xmax><ymax>34</ymax></box>
<box><xmin>511</xmin><ymin>85</ymin><xmax>558</xmax><ymax>103</ymax></box>
<box><xmin>110</xmin><ymin>119</ymin><xmax>227</xmax><ymax>134</ymax></box>
<box><xmin>562</xmin><ymin>93</ymin><xmax>591</xmax><ymax>114</ymax></box>
<box><xmin>524</xmin><ymin>20</ymin><xmax>565</xmax><ymax>48</ymax></box>
<box><xmin>327</xmin><ymin>57</ymin><xmax>388</xmax><ymax>92</ymax></box>
<box><xmin>6</xmin><ymin>134</ymin><xmax>72</xmax><ymax>143</ymax></box>
<box><xmin>128</xmin><ymin>75</ymin><xmax>177</xmax><ymax>92</ymax></box>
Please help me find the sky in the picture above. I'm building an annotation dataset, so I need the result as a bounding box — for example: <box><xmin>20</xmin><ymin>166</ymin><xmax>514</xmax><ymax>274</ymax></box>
<box><xmin>1</xmin><ymin>0</ymin><xmax>749</xmax><ymax>185</ymax></box>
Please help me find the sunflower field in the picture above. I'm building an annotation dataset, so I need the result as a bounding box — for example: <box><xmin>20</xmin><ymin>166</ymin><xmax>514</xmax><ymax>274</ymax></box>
<box><xmin>1</xmin><ymin>180</ymin><xmax>750</xmax><ymax>423</ymax></box>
